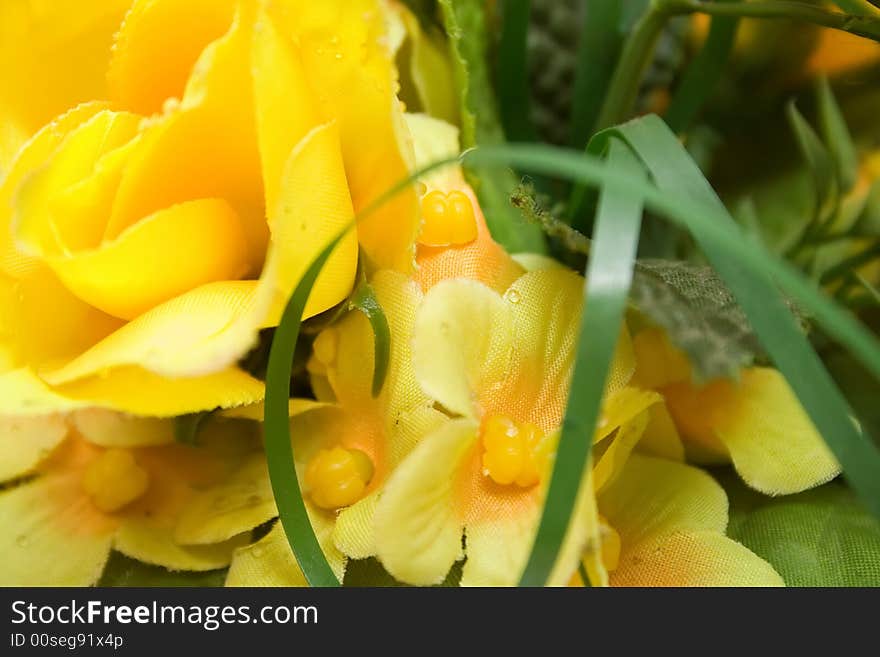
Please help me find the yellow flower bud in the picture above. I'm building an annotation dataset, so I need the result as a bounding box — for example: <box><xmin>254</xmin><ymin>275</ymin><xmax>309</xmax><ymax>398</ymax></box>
<box><xmin>481</xmin><ymin>415</ymin><xmax>549</xmax><ymax>488</ymax></box>
<box><xmin>304</xmin><ymin>447</ymin><xmax>374</xmax><ymax>510</ymax></box>
<box><xmin>418</xmin><ymin>190</ymin><xmax>478</xmax><ymax>247</ymax></box>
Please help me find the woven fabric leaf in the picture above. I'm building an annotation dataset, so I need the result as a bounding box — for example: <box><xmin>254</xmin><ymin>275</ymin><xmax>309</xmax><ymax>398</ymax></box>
<box><xmin>722</xmin><ymin>475</ymin><xmax>880</xmax><ymax>587</ymax></box>
<box><xmin>631</xmin><ymin>259</ymin><xmax>768</xmax><ymax>381</ymax></box>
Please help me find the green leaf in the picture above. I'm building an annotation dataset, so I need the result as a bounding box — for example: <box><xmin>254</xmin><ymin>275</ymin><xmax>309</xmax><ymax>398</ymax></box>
<box><xmin>787</xmin><ymin>100</ymin><xmax>840</xmax><ymax>227</ymax></box>
<box><xmin>520</xmin><ymin>139</ymin><xmax>644</xmax><ymax>586</ymax></box>
<box><xmin>264</xmin><ymin>230</ymin><xmax>352</xmax><ymax>588</ymax></box>
<box><xmin>722</xmin><ymin>476</ymin><xmax>880</xmax><ymax>587</ymax></box>
<box><xmin>174</xmin><ymin>411</ymin><xmax>214</xmax><ymax>446</ymax></box>
<box><xmin>348</xmin><ymin>282</ymin><xmax>391</xmax><ymax>397</ymax></box>
<box><xmin>815</xmin><ymin>76</ymin><xmax>859</xmax><ymax>192</ymax></box>
<box><xmin>664</xmin><ymin>1</ymin><xmax>737</xmax><ymax>134</ymax></box>
<box><xmin>99</xmin><ymin>552</ymin><xmax>227</xmax><ymax>587</ymax></box>
<box><xmin>630</xmin><ymin>259</ymin><xmax>766</xmax><ymax>381</ymax></box>
<box><xmin>438</xmin><ymin>0</ymin><xmax>546</xmax><ymax>253</ymax></box>
<box><xmin>496</xmin><ymin>0</ymin><xmax>537</xmax><ymax>142</ymax></box>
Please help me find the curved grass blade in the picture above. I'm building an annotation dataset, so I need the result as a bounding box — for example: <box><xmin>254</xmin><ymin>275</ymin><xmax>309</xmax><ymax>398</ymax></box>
<box><xmin>349</xmin><ymin>282</ymin><xmax>392</xmax><ymax>397</ymax></box>
<box><xmin>519</xmin><ymin>140</ymin><xmax>644</xmax><ymax>586</ymax></box>
<box><xmin>664</xmin><ymin>1</ymin><xmax>737</xmax><ymax>134</ymax></box>
<box><xmin>496</xmin><ymin>0</ymin><xmax>538</xmax><ymax>142</ymax></box>
<box><xmin>264</xmin><ymin>228</ymin><xmax>353</xmax><ymax>587</ymax></box>
<box><xmin>463</xmin><ymin>139</ymin><xmax>880</xmax><ymax>520</ymax></box>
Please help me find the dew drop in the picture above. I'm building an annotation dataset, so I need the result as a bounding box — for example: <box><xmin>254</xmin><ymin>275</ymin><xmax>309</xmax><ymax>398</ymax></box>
<box><xmin>15</xmin><ymin>534</ymin><xmax>28</xmax><ymax>548</ymax></box>
<box><xmin>251</xmin><ymin>545</ymin><xmax>265</xmax><ymax>559</ymax></box>
<box><xmin>505</xmin><ymin>289</ymin><xmax>522</xmax><ymax>304</ymax></box>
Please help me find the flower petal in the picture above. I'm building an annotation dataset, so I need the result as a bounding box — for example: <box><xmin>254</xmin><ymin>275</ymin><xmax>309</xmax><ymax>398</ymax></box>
<box><xmin>496</xmin><ymin>270</ymin><xmax>635</xmax><ymax>431</ymax></box>
<box><xmin>0</xmin><ymin>368</ymin><xmax>89</xmax><ymax>415</ymax></box>
<box><xmin>712</xmin><ymin>368</ymin><xmax>841</xmax><ymax>495</ymax></box>
<box><xmin>375</xmin><ymin>419</ymin><xmax>477</xmax><ymax>585</ymax></box>
<box><xmin>0</xmin><ymin>475</ymin><xmax>115</xmax><ymax>585</ymax></box>
<box><xmin>272</xmin><ymin>0</ymin><xmax>420</xmax><ymax>271</ymax></box>
<box><xmin>598</xmin><ymin>455</ymin><xmax>728</xmax><ymax>550</ymax></box>
<box><xmin>45</xmin><ymin>122</ymin><xmax>356</xmax><ymax>385</ymax></box>
<box><xmin>327</xmin><ymin>270</ymin><xmax>425</xmax><ymax>416</ymax></box>
<box><xmin>594</xmin><ymin>408</ymin><xmax>651</xmax><ymax>492</ymax></box>
<box><xmin>636</xmin><ymin>402</ymin><xmax>685</xmax><ymax>462</ymax></box>
<box><xmin>333</xmin><ymin>491</ymin><xmax>380</xmax><ymax>560</ymax></box>
<box><xmin>108</xmin><ymin>8</ymin><xmax>266</xmax><ymax>265</ymax></box>
<box><xmin>48</xmin><ymin>198</ymin><xmax>252</xmax><ymax>320</ymax></box>
<box><xmin>610</xmin><ymin>531</ymin><xmax>784</xmax><ymax>587</ymax></box>
<box><xmin>108</xmin><ymin>0</ymin><xmax>237</xmax><ymax>115</ymax></box>
<box><xmin>0</xmin><ymin>414</ymin><xmax>68</xmax><ymax>483</ymax></box>
<box><xmin>461</xmin><ymin>503</ymin><xmax>540</xmax><ymax>587</ymax></box>
<box><xmin>72</xmin><ymin>409</ymin><xmax>175</xmax><ymax>447</ymax></box>
<box><xmin>174</xmin><ymin>453</ymin><xmax>277</xmax><ymax>545</ymax></box>
<box><xmin>225</xmin><ymin>522</ymin><xmax>308</xmax><ymax>587</ymax></box>
<box><xmin>412</xmin><ymin>280</ymin><xmax>514</xmax><ymax>418</ymax></box>
<box><xmin>0</xmin><ymin>1</ymin><xmax>129</xmax><ymax>166</ymax></box>
<box><xmin>115</xmin><ymin>520</ymin><xmax>246</xmax><ymax>572</ymax></box>
<box><xmin>53</xmin><ymin>366</ymin><xmax>265</xmax><ymax>417</ymax></box>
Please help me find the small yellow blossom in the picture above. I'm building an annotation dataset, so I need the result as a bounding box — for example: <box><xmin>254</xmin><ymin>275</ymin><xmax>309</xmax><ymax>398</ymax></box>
<box><xmin>574</xmin><ymin>455</ymin><xmax>784</xmax><ymax>587</ymax></box>
<box><xmin>371</xmin><ymin>268</ymin><xmax>653</xmax><ymax>586</ymax></box>
<box><xmin>630</xmin><ymin>326</ymin><xmax>840</xmax><ymax>494</ymax></box>
<box><xmin>0</xmin><ymin>410</ymin><xmax>266</xmax><ymax>585</ymax></box>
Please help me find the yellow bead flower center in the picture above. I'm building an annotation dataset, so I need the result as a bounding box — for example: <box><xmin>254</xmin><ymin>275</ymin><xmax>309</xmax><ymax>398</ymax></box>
<box><xmin>480</xmin><ymin>415</ymin><xmax>553</xmax><ymax>487</ymax></box>
<box><xmin>418</xmin><ymin>190</ymin><xmax>478</xmax><ymax>247</ymax></box>
<box><xmin>304</xmin><ymin>447</ymin><xmax>374</xmax><ymax>510</ymax></box>
<box><xmin>81</xmin><ymin>448</ymin><xmax>150</xmax><ymax>513</ymax></box>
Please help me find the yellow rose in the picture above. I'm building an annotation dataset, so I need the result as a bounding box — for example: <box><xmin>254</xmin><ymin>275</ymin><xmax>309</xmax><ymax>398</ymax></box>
<box><xmin>0</xmin><ymin>0</ymin><xmax>419</xmax><ymax>416</ymax></box>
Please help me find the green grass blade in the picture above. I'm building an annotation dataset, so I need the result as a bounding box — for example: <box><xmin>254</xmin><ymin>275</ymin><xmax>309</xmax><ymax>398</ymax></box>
<box><xmin>664</xmin><ymin>2</ymin><xmax>737</xmax><ymax>134</ymax></box>
<box><xmin>463</xmin><ymin>139</ymin><xmax>880</xmax><ymax>519</ymax></box>
<box><xmin>519</xmin><ymin>139</ymin><xmax>644</xmax><ymax>586</ymax></box>
<box><xmin>568</xmin><ymin>0</ymin><xmax>624</xmax><ymax>148</ymax></box>
<box><xmin>349</xmin><ymin>282</ymin><xmax>392</xmax><ymax>397</ymax></box>
<box><xmin>264</xmin><ymin>229</ymin><xmax>353</xmax><ymax>587</ymax></box>
<box><xmin>496</xmin><ymin>0</ymin><xmax>538</xmax><ymax>142</ymax></box>
<box><xmin>787</xmin><ymin>100</ymin><xmax>839</xmax><ymax>226</ymax></box>
<box><xmin>816</xmin><ymin>77</ymin><xmax>859</xmax><ymax>191</ymax></box>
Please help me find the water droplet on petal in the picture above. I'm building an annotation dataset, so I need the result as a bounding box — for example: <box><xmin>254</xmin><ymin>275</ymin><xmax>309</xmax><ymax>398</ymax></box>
<box><xmin>505</xmin><ymin>289</ymin><xmax>521</xmax><ymax>304</ymax></box>
<box><xmin>251</xmin><ymin>545</ymin><xmax>264</xmax><ymax>558</ymax></box>
<box><xmin>15</xmin><ymin>535</ymin><xmax>28</xmax><ymax>548</ymax></box>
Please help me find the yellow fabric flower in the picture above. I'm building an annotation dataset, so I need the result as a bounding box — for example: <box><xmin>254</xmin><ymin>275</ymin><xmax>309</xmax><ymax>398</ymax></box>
<box><xmin>0</xmin><ymin>0</ymin><xmax>418</xmax><ymax>416</ymax></box>
<box><xmin>223</xmin><ymin>270</ymin><xmax>443</xmax><ymax>584</ymax></box>
<box><xmin>0</xmin><ymin>409</ymin><xmax>266</xmax><ymax>585</ymax></box>
<box><xmin>372</xmin><ymin>268</ymin><xmax>655</xmax><ymax>586</ymax></box>
<box><xmin>629</xmin><ymin>326</ymin><xmax>840</xmax><ymax>495</ymax></box>
<box><xmin>573</xmin><ymin>454</ymin><xmax>784</xmax><ymax>587</ymax></box>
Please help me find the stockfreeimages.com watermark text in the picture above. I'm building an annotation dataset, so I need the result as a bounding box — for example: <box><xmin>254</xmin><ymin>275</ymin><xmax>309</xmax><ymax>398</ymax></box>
<box><xmin>11</xmin><ymin>599</ymin><xmax>317</xmax><ymax>632</ymax></box>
